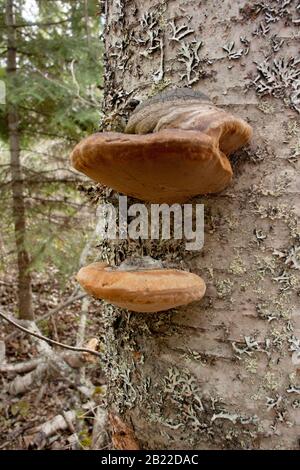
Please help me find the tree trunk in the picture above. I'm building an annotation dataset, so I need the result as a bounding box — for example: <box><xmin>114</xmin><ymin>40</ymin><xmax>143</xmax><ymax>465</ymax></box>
<box><xmin>6</xmin><ymin>0</ymin><xmax>34</xmax><ymax>320</ymax></box>
<box><xmin>100</xmin><ymin>0</ymin><xmax>300</xmax><ymax>449</ymax></box>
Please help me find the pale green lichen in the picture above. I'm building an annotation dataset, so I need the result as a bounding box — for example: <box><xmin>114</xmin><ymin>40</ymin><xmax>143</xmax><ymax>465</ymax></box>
<box><xmin>257</xmin><ymin>100</ymin><xmax>276</xmax><ymax>114</ymax></box>
<box><xmin>244</xmin><ymin>357</ymin><xmax>259</xmax><ymax>374</ymax></box>
<box><xmin>229</xmin><ymin>256</ymin><xmax>247</xmax><ymax>275</ymax></box>
<box><xmin>284</xmin><ymin>120</ymin><xmax>299</xmax><ymax>138</ymax></box>
<box><xmin>216</xmin><ymin>279</ymin><xmax>234</xmax><ymax>298</ymax></box>
<box><xmin>264</xmin><ymin>372</ymin><xmax>280</xmax><ymax>392</ymax></box>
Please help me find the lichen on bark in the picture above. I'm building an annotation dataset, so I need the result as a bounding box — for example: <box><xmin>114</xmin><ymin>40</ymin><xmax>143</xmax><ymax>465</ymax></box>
<box><xmin>95</xmin><ymin>0</ymin><xmax>300</xmax><ymax>449</ymax></box>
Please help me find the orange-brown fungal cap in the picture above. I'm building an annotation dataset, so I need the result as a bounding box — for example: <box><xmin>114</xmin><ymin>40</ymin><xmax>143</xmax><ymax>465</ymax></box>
<box><xmin>70</xmin><ymin>128</ymin><xmax>232</xmax><ymax>203</ymax></box>
<box><xmin>76</xmin><ymin>261</ymin><xmax>206</xmax><ymax>313</ymax></box>
<box><xmin>70</xmin><ymin>88</ymin><xmax>252</xmax><ymax>203</ymax></box>
<box><xmin>126</xmin><ymin>88</ymin><xmax>253</xmax><ymax>155</ymax></box>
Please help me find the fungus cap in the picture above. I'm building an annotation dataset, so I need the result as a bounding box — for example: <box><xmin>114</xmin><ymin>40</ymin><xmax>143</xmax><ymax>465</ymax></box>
<box><xmin>126</xmin><ymin>88</ymin><xmax>252</xmax><ymax>156</ymax></box>
<box><xmin>70</xmin><ymin>129</ymin><xmax>233</xmax><ymax>203</ymax></box>
<box><xmin>76</xmin><ymin>261</ymin><xmax>206</xmax><ymax>313</ymax></box>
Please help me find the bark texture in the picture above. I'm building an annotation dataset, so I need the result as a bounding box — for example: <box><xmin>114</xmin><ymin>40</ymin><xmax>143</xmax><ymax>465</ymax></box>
<box><xmin>99</xmin><ymin>0</ymin><xmax>300</xmax><ymax>449</ymax></box>
<box><xmin>5</xmin><ymin>0</ymin><xmax>34</xmax><ymax>320</ymax></box>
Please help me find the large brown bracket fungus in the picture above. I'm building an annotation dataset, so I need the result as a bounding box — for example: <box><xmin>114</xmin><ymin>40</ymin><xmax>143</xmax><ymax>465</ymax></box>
<box><xmin>70</xmin><ymin>88</ymin><xmax>253</xmax><ymax>203</ymax></box>
<box><xmin>76</xmin><ymin>257</ymin><xmax>206</xmax><ymax>313</ymax></box>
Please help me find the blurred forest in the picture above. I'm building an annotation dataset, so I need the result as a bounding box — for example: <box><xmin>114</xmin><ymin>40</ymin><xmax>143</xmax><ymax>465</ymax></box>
<box><xmin>0</xmin><ymin>0</ymin><xmax>106</xmax><ymax>449</ymax></box>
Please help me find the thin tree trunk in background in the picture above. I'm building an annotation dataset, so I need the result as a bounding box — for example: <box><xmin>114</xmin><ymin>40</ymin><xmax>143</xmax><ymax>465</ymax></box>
<box><xmin>98</xmin><ymin>1</ymin><xmax>299</xmax><ymax>449</ymax></box>
<box><xmin>5</xmin><ymin>0</ymin><xmax>34</xmax><ymax>320</ymax></box>
<box><xmin>84</xmin><ymin>0</ymin><xmax>90</xmax><ymax>46</ymax></box>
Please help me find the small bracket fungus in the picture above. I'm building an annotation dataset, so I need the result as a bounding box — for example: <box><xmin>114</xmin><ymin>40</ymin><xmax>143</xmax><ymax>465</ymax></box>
<box><xmin>76</xmin><ymin>257</ymin><xmax>206</xmax><ymax>313</ymax></box>
<box><xmin>70</xmin><ymin>88</ymin><xmax>253</xmax><ymax>203</ymax></box>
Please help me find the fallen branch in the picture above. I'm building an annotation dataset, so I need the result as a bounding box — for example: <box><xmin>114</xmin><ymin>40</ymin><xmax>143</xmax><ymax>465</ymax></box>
<box><xmin>29</xmin><ymin>410</ymin><xmax>77</xmax><ymax>449</ymax></box>
<box><xmin>38</xmin><ymin>292</ymin><xmax>86</xmax><ymax>324</ymax></box>
<box><xmin>6</xmin><ymin>351</ymin><xmax>96</xmax><ymax>395</ymax></box>
<box><xmin>0</xmin><ymin>357</ymin><xmax>41</xmax><ymax>374</ymax></box>
<box><xmin>40</xmin><ymin>411</ymin><xmax>76</xmax><ymax>435</ymax></box>
<box><xmin>5</xmin><ymin>318</ymin><xmax>98</xmax><ymax>395</ymax></box>
<box><xmin>1</xmin><ymin>348</ymin><xmax>96</xmax><ymax>376</ymax></box>
<box><xmin>0</xmin><ymin>311</ymin><xmax>101</xmax><ymax>358</ymax></box>
<box><xmin>5</xmin><ymin>291</ymin><xmax>86</xmax><ymax>342</ymax></box>
<box><xmin>2</xmin><ymin>214</ymin><xmax>102</xmax><ymax>400</ymax></box>
<box><xmin>8</xmin><ymin>362</ymin><xmax>49</xmax><ymax>395</ymax></box>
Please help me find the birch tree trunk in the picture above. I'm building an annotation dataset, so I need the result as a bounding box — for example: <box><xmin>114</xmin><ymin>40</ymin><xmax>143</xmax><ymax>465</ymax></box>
<box><xmin>5</xmin><ymin>0</ymin><xmax>34</xmax><ymax>320</ymax></box>
<box><xmin>100</xmin><ymin>0</ymin><xmax>300</xmax><ymax>449</ymax></box>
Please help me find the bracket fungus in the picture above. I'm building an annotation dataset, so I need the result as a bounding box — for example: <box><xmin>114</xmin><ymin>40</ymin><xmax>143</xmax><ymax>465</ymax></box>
<box><xmin>70</xmin><ymin>88</ymin><xmax>253</xmax><ymax>203</ymax></box>
<box><xmin>76</xmin><ymin>257</ymin><xmax>206</xmax><ymax>313</ymax></box>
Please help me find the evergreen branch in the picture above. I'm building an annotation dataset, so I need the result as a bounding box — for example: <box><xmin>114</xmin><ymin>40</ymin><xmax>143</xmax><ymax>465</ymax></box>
<box><xmin>22</xmin><ymin>168</ymin><xmax>80</xmax><ymax>179</ymax></box>
<box><xmin>20</xmin><ymin>149</ymin><xmax>72</xmax><ymax>160</ymax></box>
<box><xmin>15</xmin><ymin>48</ymin><xmax>47</xmax><ymax>58</ymax></box>
<box><xmin>0</xmin><ymin>19</ymin><xmax>72</xmax><ymax>29</ymax></box>
<box><xmin>2</xmin><ymin>178</ymin><xmax>79</xmax><ymax>187</ymax></box>
<box><xmin>24</xmin><ymin>196</ymin><xmax>84</xmax><ymax>208</ymax></box>
<box><xmin>26</xmin><ymin>178</ymin><xmax>79</xmax><ymax>184</ymax></box>
<box><xmin>18</xmin><ymin>105</ymin><xmax>52</xmax><ymax>116</ymax></box>
<box><xmin>22</xmin><ymin>129</ymin><xmax>77</xmax><ymax>141</ymax></box>
<box><xmin>35</xmin><ymin>66</ymin><xmax>101</xmax><ymax>108</ymax></box>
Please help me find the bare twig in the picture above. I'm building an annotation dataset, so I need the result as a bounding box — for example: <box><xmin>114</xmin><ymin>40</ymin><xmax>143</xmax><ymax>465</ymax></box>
<box><xmin>36</xmin><ymin>66</ymin><xmax>100</xmax><ymax>109</ymax></box>
<box><xmin>4</xmin><ymin>19</ymin><xmax>72</xmax><ymax>29</ymax></box>
<box><xmin>70</xmin><ymin>59</ymin><xmax>100</xmax><ymax>107</ymax></box>
<box><xmin>70</xmin><ymin>59</ymin><xmax>82</xmax><ymax>98</ymax></box>
<box><xmin>0</xmin><ymin>311</ymin><xmax>101</xmax><ymax>357</ymax></box>
<box><xmin>5</xmin><ymin>291</ymin><xmax>86</xmax><ymax>342</ymax></box>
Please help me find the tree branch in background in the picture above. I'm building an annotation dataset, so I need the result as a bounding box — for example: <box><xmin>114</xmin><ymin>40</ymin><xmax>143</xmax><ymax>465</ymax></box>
<box><xmin>84</xmin><ymin>0</ymin><xmax>90</xmax><ymax>46</ymax></box>
<box><xmin>12</xmin><ymin>19</ymin><xmax>72</xmax><ymax>29</ymax></box>
<box><xmin>22</xmin><ymin>129</ymin><xmax>77</xmax><ymax>141</ymax></box>
<box><xmin>0</xmin><ymin>311</ymin><xmax>101</xmax><ymax>357</ymax></box>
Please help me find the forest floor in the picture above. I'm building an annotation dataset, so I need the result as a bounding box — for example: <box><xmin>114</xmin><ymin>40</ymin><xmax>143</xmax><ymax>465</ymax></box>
<box><xmin>0</xmin><ymin>269</ymin><xmax>107</xmax><ymax>450</ymax></box>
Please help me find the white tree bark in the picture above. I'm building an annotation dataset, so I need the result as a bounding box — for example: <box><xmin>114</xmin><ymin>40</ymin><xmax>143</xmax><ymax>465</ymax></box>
<box><xmin>99</xmin><ymin>0</ymin><xmax>300</xmax><ymax>449</ymax></box>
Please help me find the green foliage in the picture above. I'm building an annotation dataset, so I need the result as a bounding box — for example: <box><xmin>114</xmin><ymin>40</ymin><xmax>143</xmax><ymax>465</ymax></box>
<box><xmin>0</xmin><ymin>0</ymin><xmax>103</xmax><ymax>142</ymax></box>
<box><xmin>0</xmin><ymin>0</ymin><xmax>101</xmax><ymax>284</ymax></box>
<box><xmin>0</xmin><ymin>140</ymin><xmax>97</xmax><ymax>285</ymax></box>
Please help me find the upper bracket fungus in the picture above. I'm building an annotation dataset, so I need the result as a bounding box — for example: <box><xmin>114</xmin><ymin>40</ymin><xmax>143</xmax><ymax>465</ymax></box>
<box><xmin>70</xmin><ymin>88</ymin><xmax>253</xmax><ymax>203</ymax></box>
<box><xmin>76</xmin><ymin>256</ymin><xmax>206</xmax><ymax>313</ymax></box>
